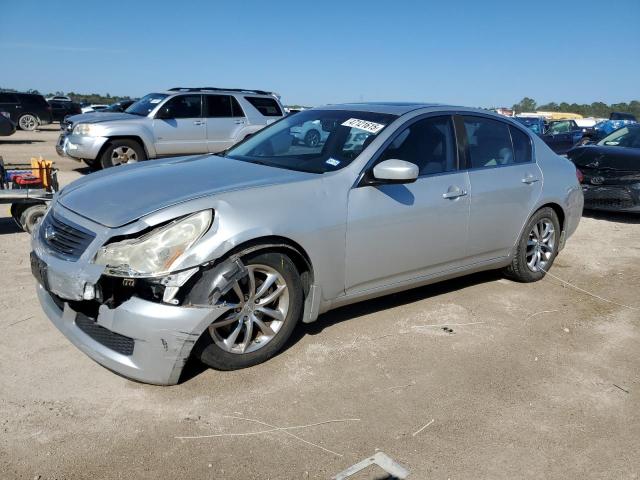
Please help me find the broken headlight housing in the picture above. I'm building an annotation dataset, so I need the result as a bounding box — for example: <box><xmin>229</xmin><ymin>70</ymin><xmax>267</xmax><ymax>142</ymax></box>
<box><xmin>94</xmin><ymin>210</ymin><xmax>212</xmax><ymax>277</ymax></box>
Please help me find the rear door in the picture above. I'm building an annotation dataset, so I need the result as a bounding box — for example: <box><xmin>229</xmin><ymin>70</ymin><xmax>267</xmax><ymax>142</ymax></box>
<box><xmin>461</xmin><ymin>115</ymin><xmax>543</xmax><ymax>262</ymax></box>
<box><xmin>204</xmin><ymin>94</ymin><xmax>247</xmax><ymax>153</ymax></box>
<box><xmin>152</xmin><ymin>94</ymin><xmax>207</xmax><ymax>155</ymax></box>
<box><xmin>346</xmin><ymin>114</ymin><xmax>471</xmax><ymax>293</ymax></box>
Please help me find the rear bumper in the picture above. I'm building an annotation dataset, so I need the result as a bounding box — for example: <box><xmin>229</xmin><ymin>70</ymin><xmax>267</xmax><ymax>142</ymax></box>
<box><xmin>37</xmin><ymin>284</ymin><xmax>219</xmax><ymax>385</ymax></box>
<box><xmin>582</xmin><ymin>184</ymin><xmax>640</xmax><ymax>212</ymax></box>
<box><xmin>56</xmin><ymin>133</ymin><xmax>108</xmax><ymax>161</ymax></box>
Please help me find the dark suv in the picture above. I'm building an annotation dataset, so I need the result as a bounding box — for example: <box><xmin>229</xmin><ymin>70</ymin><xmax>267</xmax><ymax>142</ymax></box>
<box><xmin>48</xmin><ymin>100</ymin><xmax>82</xmax><ymax>123</ymax></box>
<box><xmin>0</xmin><ymin>92</ymin><xmax>53</xmax><ymax>131</ymax></box>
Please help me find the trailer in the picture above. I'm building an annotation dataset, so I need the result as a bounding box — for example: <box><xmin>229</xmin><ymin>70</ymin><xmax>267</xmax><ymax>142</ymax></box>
<box><xmin>0</xmin><ymin>156</ymin><xmax>58</xmax><ymax>233</ymax></box>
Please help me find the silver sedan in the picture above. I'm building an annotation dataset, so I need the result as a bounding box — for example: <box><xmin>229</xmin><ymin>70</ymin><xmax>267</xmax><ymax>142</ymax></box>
<box><xmin>31</xmin><ymin>103</ymin><xmax>583</xmax><ymax>384</ymax></box>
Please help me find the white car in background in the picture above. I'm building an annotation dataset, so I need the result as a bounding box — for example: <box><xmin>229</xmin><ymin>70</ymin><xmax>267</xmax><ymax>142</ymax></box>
<box><xmin>81</xmin><ymin>104</ymin><xmax>109</xmax><ymax>114</ymax></box>
<box><xmin>290</xmin><ymin>120</ymin><xmax>329</xmax><ymax>146</ymax></box>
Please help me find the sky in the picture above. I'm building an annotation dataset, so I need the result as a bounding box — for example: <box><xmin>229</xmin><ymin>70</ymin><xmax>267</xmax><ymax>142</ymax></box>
<box><xmin>1</xmin><ymin>0</ymin><xmax>639</xmax><ymax>107</ymax></box>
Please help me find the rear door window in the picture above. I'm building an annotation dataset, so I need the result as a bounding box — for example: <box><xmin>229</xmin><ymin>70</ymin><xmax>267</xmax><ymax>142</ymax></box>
<box><xmin>0</xmin><ymin>93</ymin><xmax>18</xmax><ymax>103</ymax></box>
<box><xmin>206</xmin><ymin>95</ymin><xmax>232</xmax><ymax>118</ymax></box>
<box><xmin>462</xmin><ymin>116</ymin><xmax>515</xmax><ymax>169</ymax></box>
<box><xmin>244</xmin><ymin>96</ymin><xmax>283</xmax><ymax>116</ymax></box>
<box><xmin>509</xmin><ymin>126</ymin><xmax>533</xmax><ymax>164</ymax></box>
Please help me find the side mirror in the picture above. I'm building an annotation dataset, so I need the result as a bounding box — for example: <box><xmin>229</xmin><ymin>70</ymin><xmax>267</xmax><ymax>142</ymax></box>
<box><xmin>371</xmin><ymin>159</ymin><xmax>419</xmax><ymax>184</ymax></box>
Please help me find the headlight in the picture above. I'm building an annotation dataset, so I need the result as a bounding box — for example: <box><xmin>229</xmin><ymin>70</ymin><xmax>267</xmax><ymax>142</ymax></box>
<box><xmin>94</xmin><ymin>210</ymin><xmax>212</xmax><ymax>277</ymax></box>
<box><xmin>72</xmin><ymin>123</ymin><xmax>101</xmax><ymax>136</ymax></box>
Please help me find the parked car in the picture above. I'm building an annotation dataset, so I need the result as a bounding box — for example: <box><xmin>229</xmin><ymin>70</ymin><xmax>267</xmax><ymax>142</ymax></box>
<box><xmin>541</xmin><ymin>119</ymin><xmax>587</xmax><ymax>154</ymax></box>
<box><xmin>57</xmin><ymin>87</ymin><xmax>285</xmax><ymax>169</ymax></box>
<box><xmin>514</xmin><ymin>116</ymin><xmax>545</xmax><ymax>135</ymax></box>
<box><xmin>290</xmin><ymin>119</ymin><xmax>330</xmax><ymax>146</ymax></box>
<box><xmin>99</xmin><ymin>100</ymin><xmax>136</xmax><ymax>113</ymax></box>
<box><xmin>583</xmin><ymin>119</ymin><xmax>637</xmax><ymax>143</ymax></box>
<box><xmin>32</xmin><ymin>103</ymin><xmax>583</xmax><ymax>385</ymax></box>
<box><xmin>81</xmin><ymin>104</ymin><xmax>109</xmax><ymax>113</ymax></box>
<box><xmin>609</xmin><ymin>112</ymin><xmax>637</xmax><ymax>122</ymax></box>
<box><xmin>567</xmin><ymin>124</ymin><xmax>640</xmax><ymax>212</ymax></box>
<box><xmin>0</xmin><ymin>92</ymin><xmax>53</xmax><ymax>131</ymax></box>
<box><xmin>46</xmin><ymin>95</ymin><xmax>72</xmax><ymax>102</ymax></box>
<box><xmin>48</xmin><ymin>100</ymin><xmax>82</xmax><ymax>122</ymax></box>
<box><xmin>0</xmin><ymin>112</ymin><xmax>17</xmax><ymax>136</ymax></box>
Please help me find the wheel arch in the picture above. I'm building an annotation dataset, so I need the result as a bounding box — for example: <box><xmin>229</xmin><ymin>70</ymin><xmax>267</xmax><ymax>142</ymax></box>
<box><xmin>96</xmin><ymin>135</ymin><xmax>151</xmax><ymax>162</ymax></box>
<box><xmin>537</xmin><ymin>202</ymin><xmax>566</xmax><ymax>231</ymax></box>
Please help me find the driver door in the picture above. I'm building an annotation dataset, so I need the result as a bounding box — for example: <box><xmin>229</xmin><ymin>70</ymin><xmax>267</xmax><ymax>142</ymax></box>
<box><xmin>152</xmin><ymin>94</ymin><xmax>207</xmax><ymax>156</ymax></box>
<box><xmin>345</xmin><ymin>115</ymin><xmax>471</xmax><ymax>294</ymax></box>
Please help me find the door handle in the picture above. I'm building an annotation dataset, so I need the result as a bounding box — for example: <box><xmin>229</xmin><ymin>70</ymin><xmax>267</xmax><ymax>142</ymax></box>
<box><xmin>442</xmin><ymin>187</ymin><xmax>467</xmax><ymax>199</ymax></box>
<box><xmin>522</xmin><ymin>175</ymin><xmax>540</xmax><ymax>184</ymax></box>
<box><xmin>234</xmin><ymin>119</ymin><xmax>245</xmax><ymax>124</ymax></box>
<box><xmin>193</xmin><ymin>120</ymin><xmax>205</xmax><ymax>126</ymax></box>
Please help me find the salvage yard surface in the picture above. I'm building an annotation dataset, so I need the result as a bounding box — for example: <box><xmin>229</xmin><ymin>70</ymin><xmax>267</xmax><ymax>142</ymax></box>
<box><xmin>1</xmin><ymin>127</ymin><xmax>639</xmax><ymax>479</ymax></box>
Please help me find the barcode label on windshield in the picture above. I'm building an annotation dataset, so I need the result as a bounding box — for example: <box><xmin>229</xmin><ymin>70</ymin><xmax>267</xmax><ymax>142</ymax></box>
<box><xmin>341</xmin><ymin>118</ymin><xmax>385</xmax><ymax>134</ymax></box>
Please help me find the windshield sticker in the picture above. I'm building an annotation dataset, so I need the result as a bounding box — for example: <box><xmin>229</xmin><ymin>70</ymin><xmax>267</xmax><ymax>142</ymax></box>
<box><xmin>150</xmin><ymin>99</ymin><xmax>162</xmax><ymax>104</ymax></box>
<box><xmin>341</xmin><ymin>118</ymin><xmax>385</xmax><ymax>134</ymax></box>
<box><xmin>326</xmin><ymin>158</ymin><xmax>340</xmax><ymax>166</ymax></box>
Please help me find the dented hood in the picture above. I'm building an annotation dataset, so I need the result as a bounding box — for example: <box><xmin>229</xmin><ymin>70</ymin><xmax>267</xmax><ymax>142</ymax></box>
<box><xmin>567</xmin><ymin>145</ymin><xmax>640</xmax><ymax>172</ymax></box>
<box><xmin>58</xmin><ymin>155</ymin><xmax>312</xmax><ymax>227</ymax></box>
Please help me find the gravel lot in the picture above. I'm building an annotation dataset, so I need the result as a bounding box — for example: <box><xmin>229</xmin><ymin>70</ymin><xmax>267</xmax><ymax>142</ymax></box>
<box><xmin>1</xmin><ymin>125</ymin><xmax>639</xmax><ymax>479</ymax></box>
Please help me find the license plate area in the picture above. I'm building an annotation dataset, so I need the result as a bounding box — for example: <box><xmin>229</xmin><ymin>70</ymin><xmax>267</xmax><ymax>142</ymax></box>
<box><xmin>30</xmin><ymin>252</ymin><xmax>50</xmax><ymax>292</ymax></box>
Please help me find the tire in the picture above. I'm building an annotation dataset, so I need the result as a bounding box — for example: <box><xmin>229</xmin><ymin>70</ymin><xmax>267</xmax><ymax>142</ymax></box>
<box><xmin>99</xmin><ymin>139</ymin><xmax>146</xmax><ymax>169</ymax></box>
<box><xmin>503</xmin><ymin>207</ymin><xmax>560</xmax><ymax>282</ymax></box>
<box><xmin>18</xmin><ymin>114</ymin><xmax>39</xmax><ymax>131</ymax></box>
<box><xmin>191</xmin><ymin>251</ymin><xmax>303</xmax><ymax>371</ymax></box>
<box><xmin>82</xmin><ymin>158</ymin><xmax>100</xmax><ymax>171</ymax></box>
<box><xmin>19</xmin><ymin>204</ymin><xmax>47</xmax><ymax>233</ymax></box>
<box><xmin>304</xmin><ymin>129</ymin><xmax>321</xmax><ymax>147</ymax></box>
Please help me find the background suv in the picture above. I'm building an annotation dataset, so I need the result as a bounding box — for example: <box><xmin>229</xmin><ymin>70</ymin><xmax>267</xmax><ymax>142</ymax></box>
<box><xmin>0</xmin><ymin>92</ymin><xmax>53</xmax><ymax>130</ymax></box>
<box><xmin>57</xmin><ymin>87</ymin><xmax>285</xmax><ymax>169</ymax></box>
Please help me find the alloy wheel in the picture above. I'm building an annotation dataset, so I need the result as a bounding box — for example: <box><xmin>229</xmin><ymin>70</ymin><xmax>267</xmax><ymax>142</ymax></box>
<box><xmin>19</xmin><ymin>114</ymin><xmax>37</xmax><ymax>130</ymax></box>
<box><xmin>208</xmin><ymin>264</ymin><xmax>289</xmax><ymax>354</ymax></box>
<box><xmin>526</xmin><ymin>218</ymin><xmax>555</xmax><ymax>272</ymax></box>
<box><xmin>111</xmin><ymin>146</ymin><xmax>138</xmax><ymax>165</ymax></box>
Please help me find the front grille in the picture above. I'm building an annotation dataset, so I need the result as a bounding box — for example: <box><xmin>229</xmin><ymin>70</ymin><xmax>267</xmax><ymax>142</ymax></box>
<box><xmin>61</xmin><ymin>120</ymin><xmax>73</xmax><ymax>132</ymax></box>
<box><xmin>76</xmin><ymin>313</ymin><xmax>135</xmax><ymax>356</ymax></box>
<box><xmin>583</xmin><ymin>186</ymin><xmax>636</xmax><ymax>209</ymax></box>
<box><xmin>40</xmin><ymin>212</ymin><xmax>95</xmax><ymax>260</ymax></box>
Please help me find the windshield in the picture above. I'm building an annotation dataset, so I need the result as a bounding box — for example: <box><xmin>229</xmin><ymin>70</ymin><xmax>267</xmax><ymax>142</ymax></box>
<box><xmin>125</xmin><ymin>93</ymin><xmax>168</xmax><ymax>116</ymax></box>
<box><xmin>514</xmin><ymin>117</ymin><xmax>543</xmax><ymax>134</ymax></box>
<box><xmin>225</xmin><ymin>109</ymin><xmax>397</xmax><ymax>173</ymax></box>
<box><xmin>597</xmin><ymin>126</ymin><xmax>640</xmax><ymax>148</ymax></box>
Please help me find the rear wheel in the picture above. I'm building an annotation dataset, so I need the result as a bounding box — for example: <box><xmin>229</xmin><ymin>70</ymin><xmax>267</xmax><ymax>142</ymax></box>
<box><xmin>18</xmin><ymin>114</ymin><xmax>38</xmax><ymax>131</ymax></box>
<box><xmin>100</xmin><ymin>139</ymin><xmax>146</xmax><ymax>169</ymax></box>
<box><xmin>503</xmin><ymin>207</ymin><xmax>560</xmax><ymax>282</ymax></box>
<box><xmin>190</xmin><ymin>251</ymin><xmax>303</xmax><ymax>370</ymax></box>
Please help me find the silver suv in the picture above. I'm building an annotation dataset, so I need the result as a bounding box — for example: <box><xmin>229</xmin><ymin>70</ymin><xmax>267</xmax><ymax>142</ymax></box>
<box><xmin>56</xmin><ymin>87</ymin><xmax>285</xmax><ymax>169</ymax></box>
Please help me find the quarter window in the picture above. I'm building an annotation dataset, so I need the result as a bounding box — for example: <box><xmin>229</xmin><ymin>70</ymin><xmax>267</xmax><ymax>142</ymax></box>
<box><xmin>162</xmin><ymin>95</ymin><xmax>201</xmax><ymax>119</ymax></box>
<box><xmin>463</xmin><ymin>116</ymin><xmax>514</xmax><ymax>168</ymax></box>
<box><xmin>509</xmin><ymin>126</ymin><xmax>533</xmax><ymax>164</ymax></box>
<box><xmin>379</xmin><ymin>116</ymin><xmax>457</xmax><ymax>175</ymax></box>
<box><xmin>244</xmin><ymin>96</ymin><xmax>283</xmax><ymax>116</ymax></box>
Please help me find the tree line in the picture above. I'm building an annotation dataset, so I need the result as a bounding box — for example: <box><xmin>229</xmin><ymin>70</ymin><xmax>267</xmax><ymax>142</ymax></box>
<box><xmin>0</xmin><ymin>87</ymin><xmax>133</xmax><ymax>104</ymax></box>
<box><xmin>512</xmin><ymin>97</ymin><xmax>640</xmax><ymax>119</ymax></box>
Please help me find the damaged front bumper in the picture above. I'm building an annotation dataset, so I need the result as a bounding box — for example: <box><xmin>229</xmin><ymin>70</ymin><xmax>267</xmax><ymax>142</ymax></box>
<box><xmin>37</xmin><ymin>284</ymin><xmax>219</xmax><ymax>385</ymax></box>
<box><xmin>31</xmin><ymin>203</ymin><xmax>228</xmax><ymax>385</ymax></box>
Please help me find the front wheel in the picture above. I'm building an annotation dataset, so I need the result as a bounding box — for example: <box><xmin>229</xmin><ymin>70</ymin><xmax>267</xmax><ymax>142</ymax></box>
<box><xmin>190</xmin><ymin>252</ymin><xmax>303</xmax><ymax>370</ymax></box>
<box><xmin>100</xmin><ymin>139</ymin><xmax>146</xmax><ymax>169</ymax></box>
<box><xmin>503</xmin><ymin>207</ymin><xmax>560</xmax><ymax>282</ymax></box>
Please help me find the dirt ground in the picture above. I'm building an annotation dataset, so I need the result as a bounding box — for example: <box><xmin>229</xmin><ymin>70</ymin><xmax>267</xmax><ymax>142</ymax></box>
<box><xmin>1</xmin><ymin>126</ymin><xmax>639</xmax><ymax>479</ymax></box>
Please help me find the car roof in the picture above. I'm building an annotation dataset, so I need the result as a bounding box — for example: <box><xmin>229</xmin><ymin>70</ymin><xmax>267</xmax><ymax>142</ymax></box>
<box><xmin>164</xmin><ymin>87</ymin><xmax>275</xmax><ymax>96</ymax></box>
<box><xmin>315</xmin><ymin>102</ymin><xmax>445</xmax><ymax>115</ymax></box>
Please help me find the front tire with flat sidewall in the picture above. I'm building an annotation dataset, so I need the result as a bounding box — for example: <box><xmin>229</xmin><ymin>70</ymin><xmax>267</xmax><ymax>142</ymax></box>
<box><xmin>100</xmin><ymin>139</ymin><xmax>146</xmax><ymax>169</ymax></box>
<box><xmin>193</xmin><ymin>252</ymin><xmax>303</xmax><ymax>371</ymax></box>
<box><xmin>503</xmin><ymin>207</ymin><xmax>560</xmax><ymax>283</ymax></box>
